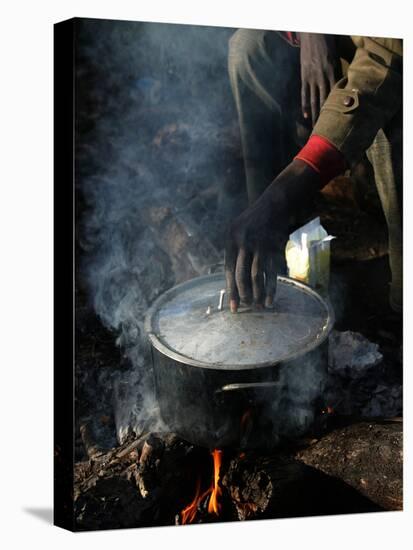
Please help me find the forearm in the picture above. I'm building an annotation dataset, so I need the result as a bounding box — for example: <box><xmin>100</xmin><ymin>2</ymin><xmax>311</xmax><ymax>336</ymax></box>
<box><xmin>260</xmin><ymin>159</ymin><xmax>322</xmax><ymax>209</ymax></box>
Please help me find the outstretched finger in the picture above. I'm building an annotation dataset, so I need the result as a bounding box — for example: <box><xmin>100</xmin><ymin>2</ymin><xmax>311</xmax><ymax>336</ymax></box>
<box><xmin>235</xmin><ymin>248</ymin><xmax>253</xmax><ymax>306</ymax></box>
<box><xmin>301</xmin><ymin>80</ymin><xmax>310</xmax><ymax>121</ymax></box>
<box><xmin>310</xmin><ymin>83</ymin><xmax>319</xmax><ymax>127</ymax></box>
<box><xmin>251</xmin><ymin>251</ymin><xmax>265</xmax><ymax>308</ymax></box>
<box><xmin>319</xmin><ymin>79</ymin><xmax>328</xmax><ymax>114</ymax></box>
<box><xmin>225</xmin><ymin>241</ymin><xmax>239</xmax><ymax>313</ymax></box>
<box><xmin>264</xmin><ymin>253</ymin><xmax>278</xmax><ymax>308</ymax></box>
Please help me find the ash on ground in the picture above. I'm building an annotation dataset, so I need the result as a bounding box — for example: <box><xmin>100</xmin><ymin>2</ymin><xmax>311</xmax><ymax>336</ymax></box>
<box><xmin>326</xmin><ymin>330</ymin><xmax>402</xmax><ymax>418</ymax></box>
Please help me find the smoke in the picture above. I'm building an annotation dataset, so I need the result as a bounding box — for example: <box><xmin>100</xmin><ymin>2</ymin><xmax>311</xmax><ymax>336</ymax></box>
<box><xmin>273</xmin><ymin>347</ymin><xmax>327</xmax><ymax>440</ymax></box>
<box><xmin>76</xmin><ymin>18</ymin><xmax>333</xmax><ymax>449</ymax></box>
<box><xmin>76</xmin><ymin>18</ymin><xmax>241</xmax><ymax>442</ymax></box>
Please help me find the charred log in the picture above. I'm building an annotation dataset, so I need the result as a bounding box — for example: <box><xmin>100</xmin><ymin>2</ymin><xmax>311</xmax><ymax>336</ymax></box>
<box><xmin>222</xmin><ymin>420</ymin><xmax>401</xmax><ymax>521</ymax></box>
<box><xmin>74</xmin><ymin>433</ymin><xmax>150</xmax><ymax>530</ymax></box>
<box><xmin>222</xmin><ymin>452</ymin><xmax>382</xmax><ymax>521</ymax></box>
<box><xmin>296</xmin><ymin>419</ymin><xmax>402</xmax><ymax>511</ymax></box>
<box><xmin>74</xmin><ymin>432</ymin><xmax>207</xmax><ymax>530</ymax></box>
<box><xmin>74</xmin><ymin>420</ymin><xmax>401</xmax><ymax>529</ymax></box>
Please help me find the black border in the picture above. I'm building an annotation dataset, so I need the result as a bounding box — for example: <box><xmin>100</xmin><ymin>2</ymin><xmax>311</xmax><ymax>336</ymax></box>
<box><xmin>53</xmin><ymin>17</ymin><xmax>76</xmax><ymax>532</ymax></box>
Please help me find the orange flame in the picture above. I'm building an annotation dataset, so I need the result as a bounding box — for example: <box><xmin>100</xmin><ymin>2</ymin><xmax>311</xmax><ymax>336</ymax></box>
<box><xmin>180</xmin><ymin>477</ymin><xmax>202</xmax><ymax>525</ymax></box>
<box><xmin>180</xmin><ymin>449</ymin><xmax>223</xmax><ymax>524</ymax></box>
<box><xmin>207</xmin><ymin>449</ymin><xmax>223</xmax><ymax>515</ymax></box>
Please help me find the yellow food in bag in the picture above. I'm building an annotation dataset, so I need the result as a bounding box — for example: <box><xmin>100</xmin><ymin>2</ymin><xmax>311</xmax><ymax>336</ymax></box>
<box><xmin>285</xmin><ymin>217</ymin><xmax>334</xmax><ymax>293</ymax></box>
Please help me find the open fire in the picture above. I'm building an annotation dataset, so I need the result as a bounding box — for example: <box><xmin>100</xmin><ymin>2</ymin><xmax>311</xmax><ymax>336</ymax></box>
<box><xmin>180</xmin><ymin>449</ymin><xmax>223</xmax><ymax>524</ymax></box>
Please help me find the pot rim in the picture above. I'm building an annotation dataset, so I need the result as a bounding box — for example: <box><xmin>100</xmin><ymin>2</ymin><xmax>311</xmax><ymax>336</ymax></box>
<box><xmin>144</xmin><ymin>273</ymin><xmax>335</xmax><ymax>371</ymax></box>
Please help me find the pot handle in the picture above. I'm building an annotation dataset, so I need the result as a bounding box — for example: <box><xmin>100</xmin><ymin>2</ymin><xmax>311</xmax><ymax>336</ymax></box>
<box><xmin>215</xmin><ymin>381</ymin><xmax>281</xmax><ymax>393</ymax></box>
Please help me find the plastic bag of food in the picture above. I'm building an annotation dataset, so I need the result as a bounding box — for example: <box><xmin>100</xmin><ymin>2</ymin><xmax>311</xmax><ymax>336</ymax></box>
<box><xmin>285</xmin><ymin>217</ymin><xmax>334</xmax><ymax>293</ymax></box>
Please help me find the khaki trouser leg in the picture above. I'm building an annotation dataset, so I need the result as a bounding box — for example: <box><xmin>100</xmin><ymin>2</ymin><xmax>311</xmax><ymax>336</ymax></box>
<box><xmin>228</xmin><ymin>29</ymin><xmax>301</xmax><ymax>203</ymax></box>
<box><xmin>366</xmin><ymin>115</ymin><xmax>403</xmax><ymax>312</ymax></box>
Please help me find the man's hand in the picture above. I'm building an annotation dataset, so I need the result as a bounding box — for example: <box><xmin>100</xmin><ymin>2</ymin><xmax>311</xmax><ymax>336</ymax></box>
<box><xmin>225</xmin><ymin>160</ymin><xmax>321</xmax><ymax>312</ymax></box>
<box><xmin>225</xmin><ymin>191</ymin><xmax>287</xmax><ymax>312</ymax></box>
<box><xmin>299</xmin><ymin>33</ymin><xmax>340</xmax><ymax>127</ymax></box>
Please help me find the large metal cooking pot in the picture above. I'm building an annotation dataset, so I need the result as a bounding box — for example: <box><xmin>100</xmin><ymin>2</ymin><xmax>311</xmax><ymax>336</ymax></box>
<box><xmin>144</xmin><ymin>273</ymin><xmax>334</xmax><ymax>450</ymax></box>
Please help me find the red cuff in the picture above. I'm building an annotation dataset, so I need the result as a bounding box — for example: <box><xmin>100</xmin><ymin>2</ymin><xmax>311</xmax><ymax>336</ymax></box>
<box><xmin>295</xmin><ymin>135</ymin><xmax>347</xmax><ymax>185</ymax></box>
<box><xmin>279</xmin><ymin>31</ymin><xmax>300</xmax><ymax>46</ymax></box>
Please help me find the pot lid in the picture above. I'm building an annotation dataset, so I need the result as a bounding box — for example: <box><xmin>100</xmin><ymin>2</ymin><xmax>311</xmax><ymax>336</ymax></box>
<box><xmin>144</xmin><ymin>273</ymin><xmax>334</xmax><ymax>370</ymax></box>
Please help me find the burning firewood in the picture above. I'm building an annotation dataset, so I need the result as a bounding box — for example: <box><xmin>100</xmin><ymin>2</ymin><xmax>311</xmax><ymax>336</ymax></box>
<box><xmin>176</xmin><ymin>449</ymin><xmax>225</xmax><ymax>525</ymax></box>
<box><xmin>74</xmin><ymin>420</ymin><xmax>402</xmax><ymax>529</ymax></box>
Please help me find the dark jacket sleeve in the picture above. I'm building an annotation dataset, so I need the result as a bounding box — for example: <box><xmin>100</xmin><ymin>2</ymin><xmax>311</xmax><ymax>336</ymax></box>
<box><xmin>311</xmin><ymin>36</ymin><xmax>402</xmax><ymax>167</ymax></box>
